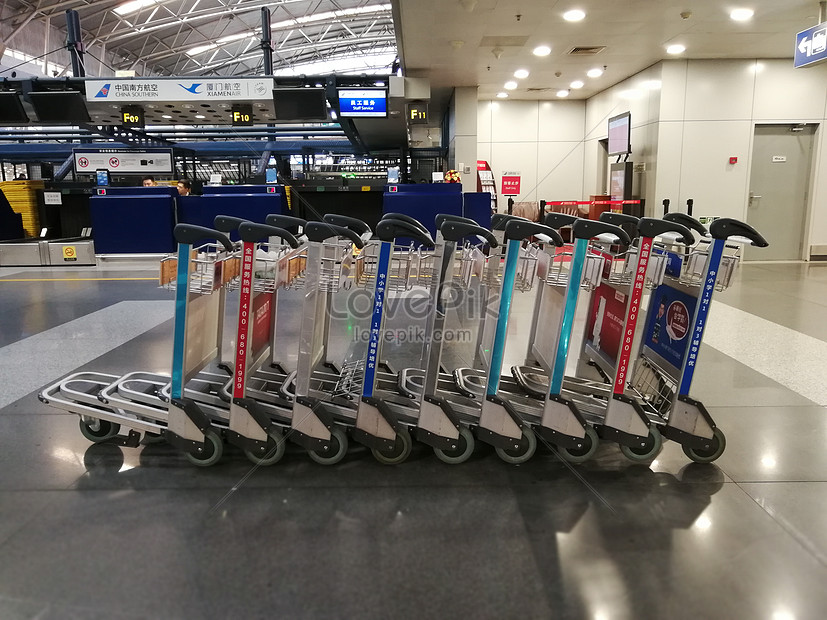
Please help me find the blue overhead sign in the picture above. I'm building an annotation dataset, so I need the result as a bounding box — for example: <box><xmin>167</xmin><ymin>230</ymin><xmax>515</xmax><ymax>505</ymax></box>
<box><xmin>338</xmin><ymin>88</ymin><xmax>387</xmax><ymax>118</ymax></box>
<box><xmin>795</xmin><ymin>22</ymin><xmax>827</xmax><ymax>68</ymax></box>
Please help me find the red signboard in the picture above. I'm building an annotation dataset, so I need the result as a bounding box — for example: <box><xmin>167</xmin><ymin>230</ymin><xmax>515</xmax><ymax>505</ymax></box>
<box><xmin>613</xmin><ymin>237</ymin><xmax>652</xmax><ymax>394</ymax></box>
<box><xmin>233</xmin><ymin>243</ymin><xmax>255</xmax><ymax>399</ymax></box>
<box><xmin>501</xmin><ymin>174</ymin><xmax>521</xmax><ymax>195</ymax></box>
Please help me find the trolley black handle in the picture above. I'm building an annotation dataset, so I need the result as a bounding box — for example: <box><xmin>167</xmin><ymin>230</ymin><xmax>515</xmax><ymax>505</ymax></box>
<box><xmin>382</xmin><ymin>212</ymin><xmax>431</xmax><ymax>236</ymax></box>
<box><xmin>214</xmin><ymin>215</ymin><xmax>247</xmax><ymax>233</ymax></box>
<box><xmin>504</xmin><ymin>220</ymin><xmax>564</xmax><ymax>246</ymax></box>
<box><xmin>304</xmin><ymin>221</ymin><xmax>366</xmax><ymax>249</ymax></box>
<box><xmin>440</xmin><ymin>220</ymin><xmax>498</xmax><ymax>247</ymax></box>
<box><xmin>173</xmin><ymin>224</ymin><xmax>234</xmax><ymax>251</ymax></box>
<box><xmin>238</xmin><ymin>222</ymin><xmax>299</xmax><ymax>248</ymax></box>
<box><xmin>544</xmin><ymin>213</ymin><xmax>578</xmax><ymax>229</ymax></box>
<box><xmin>376</xmin><ymin>218</ymin><xmax>435</xmax><ymax>248</ymax></box>
<box><xmin>322</xmin><ymin>214</ymin><xmax>372</xmax><ymax>235</ymax></box>
<box><xmin>637</xmin><ymin>217</ymin><xmax>694</xmax><ymax>246</ymax></box>
<box><xmin>265</xmin><ymin>214</ymin><xmax>307</xmax><ymax>229</ymax></box>
<box><xmin>599</xmin><ymin>212</ymin><xmax>639</xmax><ymax>226</ymax></box>
<box><xmin>434</xmin><ymin>213</ymin><xmax>478</xmax><ymax>230</ymax></box>
<box><xmin>491</xmin><ymin>213</ymin><xmax>527</xmax><ymax>230</ymax></box>
<box><xmin>709</xmin><ymin>218</ymin><xmax>769</xmax><ymax>247</ymax></box>
<box><xmin>663</xmin><ymin>212</ymin><xmax>707</xmax><ymax>238</ymax></box>
<box><xmin>571</xmin><ymin>220</ymin><xmax>632</xmax><ymax>245</ymax></box>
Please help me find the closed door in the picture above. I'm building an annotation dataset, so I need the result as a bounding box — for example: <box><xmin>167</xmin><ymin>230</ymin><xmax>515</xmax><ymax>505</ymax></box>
<box><xmin>746</xmin><ymin>124</ymin><xmax>816</xmax><ymax>260</ymax></box>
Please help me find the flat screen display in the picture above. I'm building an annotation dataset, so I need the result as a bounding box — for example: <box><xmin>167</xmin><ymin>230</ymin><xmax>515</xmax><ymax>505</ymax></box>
<box><xmin>29</xmin><ymin>91</ymin><xmax>91</xmax><ymax>123</ymax></box>
<box><xmin>95</xmin><ymin>169</ymin><xmax>110</xmax><ymax>186</ymax></box>
<box><xmin>272</xmin><ymin>88</ymin><xmax>328</xmax><ymax>122</ymax></box>
<box><xmin>0</xmin><ymin>92</ymin><xmax>29</xmax><ymax>123</ymax></box>
<box><xmin>338</xmin><ymin>88</ymin><xmax>387</xmax><ymax>118</ymax></box>
<box><xmin>607</xmin><ymin>112</ymin><xmax>631</xmax><ymax>156</ymax></box>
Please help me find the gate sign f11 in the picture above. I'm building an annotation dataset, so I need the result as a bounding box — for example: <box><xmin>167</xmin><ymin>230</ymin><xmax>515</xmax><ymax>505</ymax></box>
<box><xmin>795</xmin><ymin>22</ymin><xmax>827</xmax><ymax>68</ymax></box>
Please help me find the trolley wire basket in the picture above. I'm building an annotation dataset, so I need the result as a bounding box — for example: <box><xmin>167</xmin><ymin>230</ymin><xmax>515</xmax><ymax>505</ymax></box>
<box><xmin>225</xmin><ymin>245</ymin><xmax>308</xmax><ymax>293</ymax></box>
<box><xmin>678</xmin><ymin>241</ymin><xmax>740</xmax><ymax>291</ymax></box>
<box><xmin>355</xmin><ymin>242</ymin><xmax>422</xmax><ymax>291</ymax></box>
<box><xmin>331</xmin><ymin>359</ymin><xmax>364</xmax><ymax>400</ymax></box>
<box><xmin>627</xmin><ymin>355</ymin><xmax>676</xmax><ymax>418</ymax></box>
<box><xmin>319</xmin><ymin>239</ymin><xmax>356</xmax><ymax>293</ymax></box>
<box><xmin>603</xmin><ymin>244</ymin><xmax>670</xmax><ymax>290</ymax></box>
<box><xmin>159</xmin><ymin>243</ymin><xmax>240</xmax><ymax>294</ymax></box>
<box><xmin>543</xmin><ymin>248</ymin><xmax>607</xmax><ymax>291</ymax></box>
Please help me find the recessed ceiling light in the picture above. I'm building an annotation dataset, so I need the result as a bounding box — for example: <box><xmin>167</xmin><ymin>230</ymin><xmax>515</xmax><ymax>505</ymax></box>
<box><xmin>730</xmin><ymin>8</ymin><xmax>754</xmax><ymax>21</ymax></box>
<box><xmin>504</xmin><ymin>81</ymin><xmax>518</xmax><ymax>90</ymax></box>
<box><xmin>556</xmin><ymin>89</ymin><xmax>570</xmax><ymax>97</ymax></box>
<box><xmin>563</xmin><ymin>9</ymin><xmax>586</xmax><ymax>21</ymax></box>
<box><xmin>586</xmin><ymin>67</ymin><xmax>603</xmax><ymax>78</ymax></box>
<box><xmin>570</xmin><ymin>80</ymin><xmax>584</xmax><ymax>89</ymax></box>
<box><xmin>666</xmin><ymin>44</ymin><xmax>686</xmax><ymax>54</ymax></box>
<box><xmin>194</xmin><ymin>114</ymin><xmax>206</xmax><ymax>119</ymax></box>
<box><xmin>533</xmin><ymin>45</ymin><xmax>552</xmax><ymax>56</ymax></box>
<box><xmin>497</xmin><ymin>92</ymin><xmax>509</xmax><ymax>98</ymax></box>
<box><xmin>514</xmin><ymin>69</ymin><xmax>530</xmax><ymax>79</ymax></box>
<box><xmin>162</xmin><ymin>114</ymin><xmax>172</xmax><ymax>119</ymax></box>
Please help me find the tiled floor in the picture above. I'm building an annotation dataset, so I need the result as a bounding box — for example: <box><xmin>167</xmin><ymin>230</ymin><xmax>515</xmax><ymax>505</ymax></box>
<box><xmin>1</xmin><ymin>261</ymin><xmax>826</xmax><ymax>619</ymax></box>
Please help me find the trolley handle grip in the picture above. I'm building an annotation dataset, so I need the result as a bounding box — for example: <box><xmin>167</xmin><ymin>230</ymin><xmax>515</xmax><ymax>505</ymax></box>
<box><xmin>322</xmin><ymin>214</ymin><xmax>372</xmax><ymax>235</ymax></box>
<box><xmin>491</xmin><ymin>213</ymin><xmax>528</xmax><ymax>230</ymax></box>
<box><xmin>599</xmin><ymin>212</ymin><xmax>640</xmax><ymax>226</ymax></box>
<box><xmin>304</xmin><ymin>221</ymin><xmax>366</xmax><ymax>249</ymax></box>
<box><xmin>663</xmin><ymin>212</ymin><xmax>707</xmax><ymax>237</ymax></box>
<box><xmin>376</xmin><ymin>218</ymin><xmax>435</xmax><ymax>248</ymax></box>
<box><xmin>434</xmin><ymin>213</ymin><xmax>478</xmax><ymax>230</ymax></box>
<box><xmin>214</xmin><ymin>215</ymin><xmax>247</xmax><ymax>233</ymax></box>
<box><xmin>440</xmin><ymin>221</ymin><xmax>498</xmax><ymax>247</ymax></box>
<box><xmin>709</xmin><ymin>218</ymin><xmax>769</xmax><ymax>247</ymax></box>
<box><xmin>382</xmin><ymin>212</ymin><xmax>431</xmax><ymax>236</ymax></box>
<box><xmin>544</xmin><ymin>213</ymin><xmax>578</xmax><ymax>229</ymax></box>
<box><xmin>504</xmin><ymin>220</ymin><xmax>564</xmax><ymax>246</ymax></box>
<box><xmin>238</xmin><ymin>222</ymin><xmax>299</xmax><ymax>248</ymax></box>
<box><xmin>266</xmin><ymin>214</ymin><xmax>307</xmax><ymax>229</ymax></box>
<box><xmin>173</xmin><ymin>224</ymin><xmax>234</xmax><ymax>252</ymax></box>
<box><xmin>571</xmin><ymin>220</ymin><xmax>632</xmax><ymax>245</ymax></box>
<box><xmin>638</xmin><ymin>217</ymin><xmax>695</xmax><ymax>246</ymax></box>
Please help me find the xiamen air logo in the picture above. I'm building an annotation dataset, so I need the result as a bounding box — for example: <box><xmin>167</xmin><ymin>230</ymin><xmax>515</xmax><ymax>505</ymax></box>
<box><xmin>94</xmin><ymin>83</ymin><xmax>111</xmax><ymax>98</ymax></box>
<box><xmin>179</xmin><ymin>83</ymin><xmax>203</xmax><ymax>94</ymax></box>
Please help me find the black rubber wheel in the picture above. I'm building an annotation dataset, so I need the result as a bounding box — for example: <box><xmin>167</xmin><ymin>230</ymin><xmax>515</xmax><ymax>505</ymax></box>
<box><xmin>141</xmin><ymin>431</ymin><xmax>165</xmax><ymax>445</ymax></box>
<box><xmin>243</xmin><ymin>431</ymin><xmax>287</xmax><ymax>466</ymax></box>
<box><xmin>495</xmin><ymin>426</ymin><xmax>537</xmax><ymax>465</ymax></box>
<box><xmin>558</xmin><ymin>426</ymin><xmax>600</xmax><ymax>464</ymax></box>
<box><xmin>308</xmin><ymin>426</ymin><xmax>348</xmax><ymax>465</ymax></box>
<box><xmin>434</xmin><ymin>427</ymin><xmax>475</xmax><ymax>465</ymax></box>
<box><xmin>185</xmin><ymin>430</ymin><xmax>223</xmax><ymax>467</ymax></box>
<box><xmin>619</xmin><ymin>426</ymin><xmax>663</xmax><ymax>462</ymax></box>
<box><xmin>372</xmin><ymin>426</ymin><xmax>413</xmax><ymax>465</ymax></box>
<box><xmin>78</xmin><ymin>417</ymin><xmax>120</xmax><ymax>443</ymax></box>
<box><xmin>682</xmin><ymin>427</ymin><xmax>726</xmax><ymax>464</ymax></box>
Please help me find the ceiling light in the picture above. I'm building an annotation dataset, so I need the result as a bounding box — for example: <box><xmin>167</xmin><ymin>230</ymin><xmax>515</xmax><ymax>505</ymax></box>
<box><xmin>730</xmin><ymin>8</ymin><xmax>754</xmax><ymax>21</ymax></box>
<box><xmin>504</xmin><ymin>81</ymin><xmax>518</xmax><ymax>90</ymax></box>
<box><xmin>496</xmin><ymin>92</ymin><xmax>509</xmax><ymax>98</ymax></box>
<box><xmin>556</xmin><ymin>89</ymin><xmax>570</xmax><ymax>97</ymax></box>
<box><xmin>587</xmin><ymin>67</ymin><xmax>603</xmax><ymax>78</ymax></box>
<box><xmin>533</xmin><ymin>45</ymin><xmax>552</xmax><ymax>57</ymax></box>
<box><xmin>194</xmin><ymin>114</ymin><xmax>206</xmax><ymax>119</ymax></box>
<box><xmin>113</xmin><ymin>0</ymin><xmax>156</xmax><ymax>16</ymax></box>
<box><xmin>666</xmin><ymin>44</ymin><xmax>686</xmax><ymax>55</ymax></box>
<box><xmin>563</xmin><ymin>9</ymin><xmax>586</xmax><ymax>21</ymax></box>
<box><xmin>162</xmin><ymin>114</ymin><xmax>172</xmax><ymax>119</ymax></box>
<box><xmin>374</xmin><ymin>81</ymin><xmax>385</xmax><ymax>86</ymax></box>
<box><xmin>570</xmin><ymin>80</ymin><xmax>584</xmax><ymax>89</ymax></box>
<box><xmin>514</xmin><ymin>69</ymin><xmax>530</xmax><ymax>79</ymax></box>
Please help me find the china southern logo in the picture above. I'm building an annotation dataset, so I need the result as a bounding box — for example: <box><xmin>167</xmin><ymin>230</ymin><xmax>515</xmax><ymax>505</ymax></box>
<box><xmin>179</xmin><ymin>83</ymin><xmax>203</xmax><ymax>94</ymax></box>
<box><xmin>94</xmin><ymin>83</ymin><xmax>111</xmax><ymax>98</ymax></box>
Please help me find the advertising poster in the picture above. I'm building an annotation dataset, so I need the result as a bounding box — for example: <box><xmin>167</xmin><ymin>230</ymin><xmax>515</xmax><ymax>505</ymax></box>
<box><xmin>643</xmin><ymin>284</ymin><xmax>697</xmax><ymax>369</ymax></box>
<box><xmin>585</xmin><ymin>283</ymin><xmax>627</xmax><ymax>363</ymax></box>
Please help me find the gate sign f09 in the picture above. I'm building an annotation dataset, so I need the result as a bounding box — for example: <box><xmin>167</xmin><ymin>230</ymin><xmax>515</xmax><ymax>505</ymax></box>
<box><xmin>795</xmin><ymin>22</ymin><xmax>827</xmax><ymax>68</ymax></box>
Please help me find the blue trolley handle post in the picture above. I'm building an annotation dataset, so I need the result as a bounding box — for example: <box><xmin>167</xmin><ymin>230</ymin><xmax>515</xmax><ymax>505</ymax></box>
<box><xmin>677</xmin><ymin>218</ymin><xmax>768</xmax><ymax>397</ymax></box>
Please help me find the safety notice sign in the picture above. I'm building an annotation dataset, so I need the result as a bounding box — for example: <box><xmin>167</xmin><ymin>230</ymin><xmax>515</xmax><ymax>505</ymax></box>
<box><xmin>73</xmin><ymin>149</ymin><xmax>173</xmax><ymax>174</ymax></box>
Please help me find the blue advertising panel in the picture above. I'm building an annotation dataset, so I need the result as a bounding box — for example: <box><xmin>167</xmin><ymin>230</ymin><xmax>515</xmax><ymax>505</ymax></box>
<box><xmin>338</xmin><ymin>88</ymin><xmax>388</xmax><ymax>118</ymax></box>
<box><xmin>795</xmin><ymin>22</ymin><xmax>827</xmax><ymax>68</ymax></box>
<box><xmin>643</xmin><ymin>283</ymin><xmax>698</xmax><ymax>370</ymax></box>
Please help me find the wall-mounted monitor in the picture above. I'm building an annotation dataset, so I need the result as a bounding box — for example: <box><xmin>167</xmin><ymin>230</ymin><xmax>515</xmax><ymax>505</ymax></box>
<box><xmin>607</xmin><ymin>111</ymin><xmax>631</xmax><ymax>156</ymax></box>
<box><xmin>338</xmin><ymin>88</ymin><xmax>387</xmax><ymax>118</ymax></box>
<box><xmin>0</xmin><ymin>92</ymin><xmax>29</xmax><ymax>123</ymax></box>
<box><xmin>272</xmin><ymin>88</ymin><xmax>328</xmax><ymax>122</ymax></box>
<box><xmin>28</xmin><ymin>91</ymin><xmax>91</xmax><ymax>123</ymax></box>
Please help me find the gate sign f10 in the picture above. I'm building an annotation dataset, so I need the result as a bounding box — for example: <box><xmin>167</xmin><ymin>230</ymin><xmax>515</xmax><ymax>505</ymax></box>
<box><xmin>795</xmin><ymin>22</ymin><xmax>827</xmax><ymax>68</ymax></box>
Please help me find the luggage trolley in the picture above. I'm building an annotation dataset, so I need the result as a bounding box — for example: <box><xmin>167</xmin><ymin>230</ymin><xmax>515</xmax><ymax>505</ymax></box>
<box><xmin>627</xmin><ymin>216</ymin><xmax>768</xmax><ymax>462</ymax></box>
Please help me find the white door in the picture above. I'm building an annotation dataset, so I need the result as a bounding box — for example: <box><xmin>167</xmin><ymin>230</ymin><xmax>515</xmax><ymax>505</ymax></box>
<box><xmin>745</xmin><ymin>124</ymin><xmax>816</xmax><ymax>260</ymax></box>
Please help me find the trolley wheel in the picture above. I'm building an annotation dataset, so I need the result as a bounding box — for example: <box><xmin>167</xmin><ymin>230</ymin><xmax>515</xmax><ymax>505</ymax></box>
<box><xmin>79</xmin><ymin>417</ymin><xmax>120</xmax><ymax>443</ymax></box>
<box><xmin>185</xmin><ymin>430</ymin><xmax>223</xmax><ymax>467</ymax></box>
<box><xmin>558</xmin><ymin>426</ymin><xmax>600</xmax><ymax>464</ymax></box>
<box><xmin>434</xmin><ymin>427</ymin><xmax>475</xmax><ymax>465</ymax></box>
<box><xmin>495</xmin><ymin>426</ymin><xmax>537</xmax><ymax>465</ymax></box>
<box><xmin>619</xmin><ymin>426</ymin><xmax>663</xmax><ymax>462</ymax></box>
<box><xmin>243</xmin><ymin>431</ymin><xmax>287</xmax><ymax>467</ymax></box>
<box><xmin>682</xmin><ymin>427</ymin><xmax>726</xmax><ymax>464</ymax></box>
<box><xmin>142</xmin><ymin>431</ymin><xmax>165</xmax><ymax>445</ymax></box>
<box><xmin>371</xmin><ymin>426</ymin><xmax>413</xmax><ymax>465</ymax></box>
<box><xmin>308</xmin><ymin>426</ymin><xmax>348</xmax><ymax>466</ymax></box>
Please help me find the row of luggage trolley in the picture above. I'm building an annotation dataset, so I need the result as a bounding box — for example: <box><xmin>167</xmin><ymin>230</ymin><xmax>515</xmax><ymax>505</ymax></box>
<box><xmin>39</xmin><ymin>207</ymin><xmax>768</xmax><ymax>467</ymax></box>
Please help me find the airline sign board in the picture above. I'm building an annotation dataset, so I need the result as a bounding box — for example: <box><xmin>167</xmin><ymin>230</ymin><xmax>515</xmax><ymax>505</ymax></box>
<box><xmin>85</xmin><ymin>78</ymin><xmax>273</xmax><ymax>102</ymax></box>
